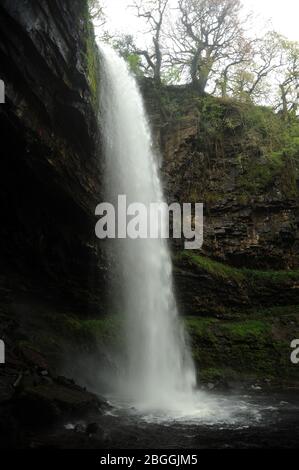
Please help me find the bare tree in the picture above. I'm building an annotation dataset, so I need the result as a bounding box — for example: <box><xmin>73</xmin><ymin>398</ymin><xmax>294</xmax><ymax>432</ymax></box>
<box><xmin>225</xmin><ymin>32</ymin><xmax>284</xmax><ymax>103</ymax></box>
<box><xmin>246</xmin><ymin>32</ymin><xmax>283</xmax><ymax>98</ymax></box>
<box><xmin>88</xmin><ymin>0</ymin><xmax>111</xmax><ymax>42</ymax></box>
<box><xmin>213</xmin><ymin>37</ymin><xmax>253</xmax><ymax>97</ymax></box>
<box><xmin>131</xmin><ymin>0</ymin><xmax>169</xmax><ymax>84</ymax></box>
<box><xmin>88</xmin><ymin>0</ymin><xmax>106</xmax><ymax>25</ymax></box>
<box><xmin>170</xmin><ymin>0</ymin><xmax>246</xmax><ymax>93</ymax></box>
<box><xmin>274</xmin><ymin>37</ymin><xmax>299</xmax><ymax>117</ymax></box>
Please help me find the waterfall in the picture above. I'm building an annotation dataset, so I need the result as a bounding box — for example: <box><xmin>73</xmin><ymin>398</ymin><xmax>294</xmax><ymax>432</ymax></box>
<box><xmin>99</xmin><ymin>45</ymin><xmax>196</xmax><ymax>410</ymax></box>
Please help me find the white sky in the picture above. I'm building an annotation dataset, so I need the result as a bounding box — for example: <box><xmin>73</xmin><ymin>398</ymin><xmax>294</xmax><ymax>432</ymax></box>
<box><xmin>102</xmin><ymin>0</ymin><xmax>299</xmax><ymax>42</ymax></box>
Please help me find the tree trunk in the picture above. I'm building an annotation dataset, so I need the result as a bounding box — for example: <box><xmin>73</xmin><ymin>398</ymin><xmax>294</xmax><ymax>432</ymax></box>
<box><xmin>190</xmin><ymin>53</ymin><xmax>211</xmax><ymax>94</ymax></box>
<box><xmin>279</xmin><ymin>84</ymin><xmax>288</xmax><ymax>120</ymax></box>
<box><xmin>220</xmin><ymin>72</ymin><xmax>229</xmax><ymax>98</ymax></box>
<box><xmin>153</xmin><ymin>37</ymin><xmax>162</xmax><ymax>86</ymax></box>
<box><xmin>190</xmin><ymin>52</ymin><xmax>200</xmax><ymax>90</ymax></box>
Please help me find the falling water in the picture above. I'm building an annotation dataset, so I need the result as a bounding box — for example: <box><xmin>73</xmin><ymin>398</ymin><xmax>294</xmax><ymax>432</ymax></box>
<box><xmin>99</xmin><ymin>45</ymin><xmax>196</xmax><ymax>410</ymax></box>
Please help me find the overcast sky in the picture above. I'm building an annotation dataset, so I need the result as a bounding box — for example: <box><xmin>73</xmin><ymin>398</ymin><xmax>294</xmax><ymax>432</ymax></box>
<box><xmin>102</xmin><ymin>0</ymin><xmax>299</xmax><ymax>42</ymax></box>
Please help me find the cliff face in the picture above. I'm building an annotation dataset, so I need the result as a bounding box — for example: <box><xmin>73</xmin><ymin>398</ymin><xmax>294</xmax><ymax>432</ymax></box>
<box><xmin>142</xmin><ymin>81</ymin><xmax>299</xmax><ymax>317</ymax></box>
<box><xmin>0</xmin><ymin>1</ymin><xmax>111</xmax><ymax>448</ymax></box>
<box><xmin>143</xmin><ymin>82</ymin><xmax>299</xmax><ymax>271</ymax></box>
<box><xmin>0</xmin><ymin>0</ymin><xmax>105</xmax><ymax>312</ymax></box>
<box><xmin>142</xmin><ymin>82</ymin><xmax>299</xmax><ymax>386</ymax></box>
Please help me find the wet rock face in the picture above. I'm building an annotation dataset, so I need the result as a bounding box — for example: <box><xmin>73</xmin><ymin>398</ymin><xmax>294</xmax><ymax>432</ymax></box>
<box><xmin>0</xmin><ymin>334</ymin><xmax>108</xmax><ymax>449</ymax></box>
<box><xmin>0</xmin><ymin>0</ymin><xmax>109</xmax><ymax>441</ymax></box>
<box><xmin>142</xmin><ymin>82</ymin><xmax>299</xmax><ymax>271</ymax></box>
<box><xmin>174</xmin><ymin>254</ymin><xmax>299</xmax><ymax>316</ymax></box>
<box><xmin>0</xmin><ymin>0</ymin><xmax>105</xmax><ymax>311</ymax></box>
<box><xmin>142</xmin><ymin>82</ymin><xmax>299</xmax><ymax>315</ymax></box>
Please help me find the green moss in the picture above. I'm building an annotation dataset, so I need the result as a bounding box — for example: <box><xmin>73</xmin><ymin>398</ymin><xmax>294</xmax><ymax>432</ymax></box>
<box><xmin>180</xmin><ymin>251</ymin><xmax>299</xmax><ymax>285</ymax></box>
<box><xmin>149</xmin><ymin>87</ymin><xmax>299</xmax><ymax>206</ymax></box>
<box><xmin>195</xmin><ymin>97</ymin><xmax>286</xmax><ymax>158</ymax></box>
<box><xmin>184</xmin><ymin>312</ymin><xmax>299</xmax><ymax>382</ymax></box>
<box><xmin>185</xmin><ymin>317</ymin><xmax>218</xmax><ymax>346</ymax></box>
<box><xmin>86</xmin><ymin>25</ymin><xmax>99</xmax><ymax>104</ymax></box>
<box><xmin>239</xmin><ymin>158</ymin><xmax>281</xmax><ymax>192</ymax></box>
<box><xmin>16</xmin><ymin>303</ymin><xmax>299</xmax><ymax>386</ymax></box>
<box><xmin>180</xmin><ymin>252</ymin><xmax>246</xmax><ymax>282</ymax></box>
<box><xmin>83</xmin><ymin>2</ymin><xmax>100</xmax><ymax>110</ymax></box>
<box><xmin>199</xmin><ymin>367</ymin><xmax>236</xmax><ymax>382</ymax></box>
<box><xmin>249</xmin><ymin>304</ymin><xmax>299</xmax><ymax>318</ymax></box>
<box><xmin>204</xmin><ymin>191</ymin><xmax>226</xmax><ymax>205</ymax></box>
<box><xmin>244</xmin><ymin>267</ymin><xmax>299</xmax><ymax>283</ymax></box>
<box><xmin>222</xmin><ymin>319</ymin><xmax>270</xmax><ymax>339</ymax></box>
<box><xmin>157</xmin><ymin>85</ymin><xmax>199</xmax><ymax>121</ymax></box>
<box><xmin>237</xmin><ymin>192</ymin><xmax>250</xmax><ymax>205</ymax></box>
<box><xmin>80</xmin><ymin>316</ymin><xmax>122</xmax><ymax>343</ymax></box>
<box><xmin>26</xmin><ymin>312</ymin><xmax>123</xmax><ymax>363</ymax></box>
<box><xmin>237</xmin><ymin>114</ymin><xmax>299</xmax><ymax>196</ymax></box>
<box><xmin>176</xmin><ymin>92</ymin><xmax>299</xmax><ymax>198</ymax></box>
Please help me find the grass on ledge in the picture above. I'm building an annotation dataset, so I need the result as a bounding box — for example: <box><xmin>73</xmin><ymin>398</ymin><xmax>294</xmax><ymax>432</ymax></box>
<box><xmin>180</xmin><ymin>252</ymin><xmax>245</xmax><ymax>282</ymax></box>
<box><xmin>180</xmin><ymin>251</ymin><xmax>299</xmax><ymax>284</ymax></box>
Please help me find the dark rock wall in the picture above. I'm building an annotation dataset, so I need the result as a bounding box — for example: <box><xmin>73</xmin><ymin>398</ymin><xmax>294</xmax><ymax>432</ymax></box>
<box><xmin>0</xmin><ymin>0</ymin><xmax>105</xmax><ymax>312</ymax></box>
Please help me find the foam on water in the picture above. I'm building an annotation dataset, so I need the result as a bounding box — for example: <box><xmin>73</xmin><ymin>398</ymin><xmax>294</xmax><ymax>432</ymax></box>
<box><xmin>105</xmin><ymin>390</ymin><xmax>263</xmax><ymax>427</ymax></box>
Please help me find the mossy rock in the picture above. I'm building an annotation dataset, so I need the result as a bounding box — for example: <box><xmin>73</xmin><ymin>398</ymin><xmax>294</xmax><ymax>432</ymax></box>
<box><xmin>83</xmin><ymin>1</ymin><xmax>101</xmax><ymax>111</ymax></box>
<box><xmin>184</xmin><ymin>308</ymin><xmax>299</xmax><ymax>384</ymax></box>
<box><xmin>180</xmin><ymin>251</ymin><xmax>299</xmax><ymax>285</ymax></box>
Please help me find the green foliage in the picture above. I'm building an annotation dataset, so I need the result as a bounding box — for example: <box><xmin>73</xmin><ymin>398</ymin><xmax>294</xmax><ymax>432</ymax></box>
<box><xmin>83</xmin><ymin>2</ymin><xmax>100</xmax><ymax>110</ymax></box>
<box><xmin>45</xmin><ymin>313</ymin><xmax>121</xmax><ymax>345</ymax></box>
<box><xmin>126</xmin><ymin>53</ymin><xmax>143</xmax><ymax>77</ymax></box>
<box><xmin>244</xmin><ymin>267</ymin><xmax>299</xmax><ymax>283</ymax></box>
<box><xmin>88</xmin><ymin>0</ymin><xmax>105</xmax><ymax>22</ymax></box>
<box><xmin>161</xmin><ymin>66</ymin><xmax>182</xmax><ymax>85</ymax></box>
<box><xmin>198</xmin><ymin>97</ymin><xmax>284</xmax><ymax>149</ymax></box>
<box><xmin>238</xmin><ymin>156</ymin><xmax>283</xmax><ymax>193</ymax></box>
<box><xmin>181</xmin><ymin>251</ymin><xmax>299</xmax><ymax>284</ymax></box>
<box><xmin>247</xmin><ymin>304</ymin><xmax>299</xmax><ymax>318</ymax></box>
<box><xmin>112</xmin><ymin>35</ymin><xmax>144</xmax><ymax>77</ymax></box>
<box><xmin>185</xmin><ymin>309</ymin><xmax>299</xmax><ymax>383</ymax></box>
<box><xmin>181</xmin><ymin>252</ymin><xmax>246</xmax><ymax>282</ymax></box>
<box><xmin>222</xmin><ymin>319</ymin><xmax>270</xmax><ymax>339</ymax></box>
<box><xmin>156</xmin><ymin>85</ymin><xmax>199</xmax><ymax>121</ymax></box>
<box><xmin>193</xmin><ymin>95</ymin><xmax>299</xmax><ymax>196</ymax></box>
<box><xmin>185</xmin><ymin>317</ymin><xmax>218</xmax><ymax>337</ymax></box>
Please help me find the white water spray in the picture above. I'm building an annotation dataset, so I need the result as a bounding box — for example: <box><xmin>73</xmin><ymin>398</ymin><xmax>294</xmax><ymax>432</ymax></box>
<box><xmin>99</xmin><ymin>45</ymin><xmax>196</xmax><ymax>410</ymax></box>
